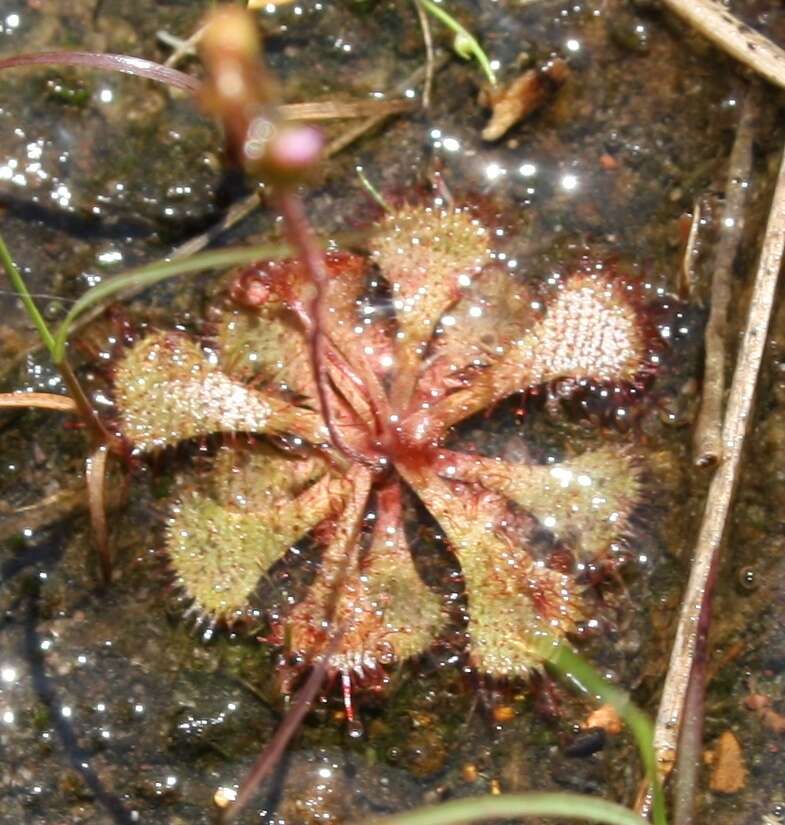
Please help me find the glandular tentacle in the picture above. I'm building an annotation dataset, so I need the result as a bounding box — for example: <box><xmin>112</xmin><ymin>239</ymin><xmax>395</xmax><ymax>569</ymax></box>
<box><xmin>398</xmin><ymin>462</ymin><xmax>581</xmax><ymax>678</ymax></box>
<box><xmin>370</xmin><ymin>198</ymin><xmax>492</xmax><ymax>409</ymax></box>
<box><xmin>436</xmin><ymin>446</ymin><xmax>643</xmax><ymax>562</ymax></box>
<box><xmin>165</xmin><ymin>456</ymin><xmax>351</xmax><ymax>623</ymax></box>
<box><xmin>405</xmin><ymin>269</ymin><xmax>658</xmax><ymax>442</ymax></box>
<box><xmin>113</xmin><ymin>331</ymin><xmax>327</xmax><ymax>450</ymax></box>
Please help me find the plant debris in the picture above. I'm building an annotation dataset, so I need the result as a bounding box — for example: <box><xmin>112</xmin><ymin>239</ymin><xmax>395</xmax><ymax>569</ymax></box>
<box><xmin>479</xmin><ymin>59</ymin><xmax>568</xmax><ymax>142</ymax></box>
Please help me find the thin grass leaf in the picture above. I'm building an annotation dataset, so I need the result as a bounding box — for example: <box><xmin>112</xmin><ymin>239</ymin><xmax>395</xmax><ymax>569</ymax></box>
<box><xmin>0</xmin><ymin>51</ymin><xmax>200</xmax><ymax>93</ymax></box>
<box><xmin>0</xmin><ymin>233</ymin><xmax>56</xmax><ymax>356</ymax></box>
<box><xmin>543</xmin><ymin>639</ymin><xmax>667</xmax><ymax>825</ymax></box>
<box><xmin>1</xmin><ymin>233</ymin><xmax>117</xmax><ymax>440</ymax></box>
<box><xmin>52</xmin><ymin>242</ymin><xmax>289</xmax><ymax>362</ymax></box>
<box><xmin>417</xmin><ymin>0</ymin><xmax>496</xmax><ymax>85</ymax></box>
<box><xmin>359</xmin><ymin>793</ymin><xmax>648</xmax><ymax>825</ymax></box>
<box><xmin>356</xmin><ymin>166</ymin><xmax>391</xmax><ymax>212</ymax></box>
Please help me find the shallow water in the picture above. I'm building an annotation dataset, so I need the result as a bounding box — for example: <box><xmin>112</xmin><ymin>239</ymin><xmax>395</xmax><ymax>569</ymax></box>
<box><xmin>1</xmin><ymin>1</ymin><xmax>784</xmax><ymax>823</ymax></box>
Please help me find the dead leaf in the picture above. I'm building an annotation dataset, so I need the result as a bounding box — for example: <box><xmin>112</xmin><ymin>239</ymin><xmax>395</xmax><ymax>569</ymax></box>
<box><xmin>709</xmin><ymin>731</ymin><xmax>747</xmax><ymax>794</ymax></box>
<box><xmin>583</xmin><ymin>704</ymin><xmax>623</xmax><ymax>735</ymax></box>
<box><xmin>480</xmin><ymin>59</ymin><xmax>569</xmax><ymax>142</ymax></box>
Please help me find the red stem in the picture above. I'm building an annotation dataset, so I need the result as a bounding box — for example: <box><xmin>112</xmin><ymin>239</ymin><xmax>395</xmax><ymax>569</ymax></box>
<box><xmin>374</xmin><ymin>480</ymin><xmax>403</xmax><ymax>534</ymax></box>
<box><xmin>223</xmin><ymin>467</ymin><xmax>374</xmax><ymax>822</ymax></box>
<box><xmin>0</xmin><ymin>51</ymin><xmax>201</xmax><ymax>93</ymax></box>
<box><xmin>277</xmin><ymin>190</ymin><xmax>382</xmax><ymax>468</ymax></box>
<box><xmin>58</xmin><ymin>360</ymin><xmax>118</xmax><ymax>451</ymax></box>
<box><xmin>221</xmin><ymin>632</ymin><xmax>343</xmax><ymax>824</ymax></box>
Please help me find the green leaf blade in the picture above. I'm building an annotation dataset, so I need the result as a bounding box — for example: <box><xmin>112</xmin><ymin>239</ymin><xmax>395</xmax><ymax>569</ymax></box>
<box><xmin>52</xmin><ymin>242</ymin><xmax>290</xmax><ymax>362</ymax></box>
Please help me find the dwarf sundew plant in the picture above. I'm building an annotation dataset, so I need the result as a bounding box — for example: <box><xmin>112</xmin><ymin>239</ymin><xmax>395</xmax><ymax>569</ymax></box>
<box><xmin>0</xmin><ymin>7</ymin><xmax>686</xmax><ymax>824</ymax></box>
<box><xmin>110</xmin><ymin>192</ymin><xmax>660</xmax><ymax>703</ymax></box>
<box><xmin>0</xmin><ymin>4</ymin><xmax>669</xmax><ymax>721</ymax></box>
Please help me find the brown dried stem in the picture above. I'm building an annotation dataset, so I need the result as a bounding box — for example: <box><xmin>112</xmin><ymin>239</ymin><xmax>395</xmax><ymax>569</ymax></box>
<box><xmin>280</xmin><ymin>99</ymin><xmax>415</xmax><ymax>121</ymax></box>
<box><xmin>0</xmin><ymin>392</ymin><xmax>78</xmax><ymax>414</ymax></box>
<box><xmin>162</xmin><ymin>23</ymin><xmax>207</xmax><ymax>68</ymax></box>
<box><xmin>0</xmin><ymin>480</ymin><xmax>126</xmax><ymax>543</ymax></box>
<box><xmin>412</xmin><ymin>0</ymin><xmax>436</xmax><ymax>109</ymax></box>
<box><xmin>641</xmin><ymin>141</ymin><xmax>785</xmax><ymax>813</ymax></box>
<box><xmin>693</xmin><ymin>88</ymin><xmax>758</xmax><ymax>466</ymax></box>
<box><xmin>85</xmin><ymin>444</ymin><xmax>111</xmax><ymax>584</ymax></box>
<box><xmin>679</xmin><ymin>199</ymin><xmax>701</xmax><ymax>299</ymax></box>
<box><xmin>661</xmin><ymin>0</ymin><xmax>785</xmax><ymax>90</ymax></box>
<box><xmin>323</xmin><ymin>58</ymin><xmax>444</xmax><ymax>157</ymax></box>
<box><xmin>0</xmin><ymin>487</ymin><xmax>83</xmax><ymax>543</ymax></box>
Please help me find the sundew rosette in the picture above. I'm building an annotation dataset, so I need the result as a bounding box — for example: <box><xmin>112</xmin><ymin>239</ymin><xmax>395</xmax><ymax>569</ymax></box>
<box><xmin>111</xmin><ymin>187</ymin><xmax>663</xmax><ymax>699</ymax></box>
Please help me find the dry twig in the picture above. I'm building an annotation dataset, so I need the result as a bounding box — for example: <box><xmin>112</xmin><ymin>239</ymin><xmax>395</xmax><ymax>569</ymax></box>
<box><xmin>679</xmin><ymin>199</ymin><xmax>701</xmax><ymax>298</ymax></box>
<box><xmin>412</xmin><ymin>0</ymin><xmax>436</xmax><ymax>109</ymax></box>
<box><xmin>693</xmin><ymin>89</ymin><xmax>758</xmax><ymax>466</ymax></box>
<box><xmin>323</xmin><ymin>58</ymin><xmax>443</xmax><ymax>157</ymax></box>
<box><xmin>640</xmin><ymin>141</ymin><xmax>785</xmax><ymax>814</ymax></box>
<box><xmin>160</xmin><ymin>24</ymin><xmax>207</xmax><ymax>68</ymax></box>
<box><xmin>661</xmin><ymin>0</ymin><xmax>785</xmax><ymax>90</ymax></box>
<box><xmin>85</xmin><ymin>443</ymin><xmax>111</xmax><ymax>584</ymax></box>
<box><xmin>0</xmin><ymin>392</ymin><xmax>78</xmax><ymax>414</ymax></box>
<box><xmin>0</xmin><ymin>487</ymin><xmax>84</xmax><ymax>542</ymax></box>
<box><xmin>280</xmin><ymin>99</ymin><xmax>415</xmax><ymax>121</ymax></box>
<box><xmin>0</xmin><ymin>477</ymin><xmax>127</xmax><ymax>543</ymax></box>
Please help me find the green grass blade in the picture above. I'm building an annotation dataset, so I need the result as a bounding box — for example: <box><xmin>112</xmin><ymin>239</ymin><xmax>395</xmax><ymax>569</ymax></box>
<box><xmin>52</xmin><ymin>242</ymin><xmax>289</xmax><ymax>363</ymax></box>
<box><xmin>417</xmin><ymin>0</ymin><xmax>496</xmax><ymax>86</ymax></box>
<box><xmin>543</xmin><ymin>639</ymin><xmax>667</xmax><ymax>825</ymax></box>
<box><xmin>356</xmin><ymin>166</ymin><xmax>392</xmax><ymax>213</ymax></box>
<box><xmin>363</xmin><ymin>792</ymin><xmax>648</xmax><ymax>825</ymax></box>
<box><xmin>0</xmin><ymin>233</ymin><xmax>56</xmax><ymax>357</ymax></box>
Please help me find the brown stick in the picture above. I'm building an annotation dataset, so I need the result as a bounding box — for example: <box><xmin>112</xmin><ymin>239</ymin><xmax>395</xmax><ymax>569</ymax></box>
<box><xmin>162</xmin><ymin>23</ymin><xmax>206</xmax><ymax>68</ymax></box>
<box><xmin>641</xmin><ymin>141</ymin><xmax>785</xmax><ymax>814</ymax></box>
<box><xmin>661</xmin><ymin>0</ymin><xmax>785</xmax><ymax>90</ymax></box>
<box><xmin>280</xmin><ymin>99</ymin><xmax>415</xmax><ymax>121</ymax></box>
<box><xmin>0</xmin><ymin>392</ymin><xmax>78</xmax><ymax>413</ymax></box>
<box><xmin>412</xmin><ymin>0</ymin><xmax>435</xmax><ymax>109</ymax></box>
<box><xmin>323</xmin><ymin>58</ymin><xmax>444</xmax><ymax>158</ymax></box>
<box><xmin>693</xmin><ymin>89</ymin><xmax>758</xmax><ymax>466</ymax></box>
<box><xmin>0</xmin><ymin>479</ymin><xmax>127</xmax><ymax>543</ymax></box>
<box><xmin>0</xmin><ymin>487</ymin><xmax>83</xmax><ymax>542</ymax></box>
<box><xmin>85</xmin><ymin>444</ymin><xmax>111</xmax><ymax>585</ymax></box>
<box><xmin>679</xmin><ymin>199</ymin><xmax>701</xmax><ymax>299</ymax></box>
